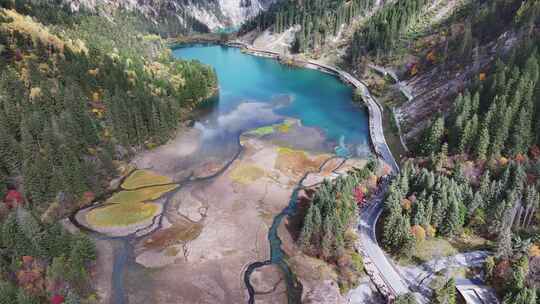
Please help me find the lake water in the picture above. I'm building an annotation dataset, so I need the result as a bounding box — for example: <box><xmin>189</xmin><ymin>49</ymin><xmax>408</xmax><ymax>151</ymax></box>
<box><xmin>172</xmin><ymin>45</ymin><xmax>370</xmax><ymax>157</ymax></box>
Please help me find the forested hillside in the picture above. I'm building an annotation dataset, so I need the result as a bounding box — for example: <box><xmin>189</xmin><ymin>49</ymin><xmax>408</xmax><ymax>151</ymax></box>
<box><xmin>275</xmin><ymin>0</ymin><xmax>540</xmax><ymax>302</ymax></box>
<box><xmin>240</xmin><ymin>0</ymin><xmax>375</xmax><ymax>53</ymax></box>
<box><xmin>297</xmin><ymin>161</ymin><xmax>377</xmax><ymax>293</ymax></box>
<box><xmin>0</xmin><ymin>3</ymin><xmax>217</xmax><ymax>219</ymax></box>
<box><xmin>0</xmin><ymin>2</ymin><xmax>217</xmax><ymax>303</ymax></box>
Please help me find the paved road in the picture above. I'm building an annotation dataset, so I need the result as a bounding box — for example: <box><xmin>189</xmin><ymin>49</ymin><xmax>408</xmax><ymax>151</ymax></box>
<box><xmin>231</xmin><ymin>40</ymin><xmax>420</xmax><ymax>301</ymax></box>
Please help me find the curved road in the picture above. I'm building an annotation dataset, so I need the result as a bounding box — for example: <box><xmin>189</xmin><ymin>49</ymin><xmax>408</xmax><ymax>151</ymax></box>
<box><xmin>230</xmin><ymin>41</ymin><xmax>423</xmax><ymax>302</ymax></box>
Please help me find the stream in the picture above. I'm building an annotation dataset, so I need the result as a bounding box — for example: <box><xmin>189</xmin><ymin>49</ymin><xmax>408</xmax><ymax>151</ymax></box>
<box><xmin>71</xmin><ymin>44</ymin><xmax>371</xmax><ymax>304</ymax></box>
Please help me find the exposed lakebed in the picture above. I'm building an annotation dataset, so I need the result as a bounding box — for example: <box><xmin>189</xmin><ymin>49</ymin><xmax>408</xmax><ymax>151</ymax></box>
<box><xmin>76</xmin><ymin>45</ymin><xmax>372</xmax><ymax>304</ymax></box>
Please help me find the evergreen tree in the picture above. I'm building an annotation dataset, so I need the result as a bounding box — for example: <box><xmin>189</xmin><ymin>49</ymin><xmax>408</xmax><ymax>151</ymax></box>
<box><xmin>0</xmin><ymin>281</ymin><xmax>17</xmax><ymax>304</ymax></box>
<box><xmin>321</xmin><ymin>215</ymin><xmax>334</xmax><ymax>260</ymax></box>
<box><xmin>299</xmin><ymin>206</ymin><xmax>315</xmax><ymax>250</ymax></box>
<box><xmin>433</xmin><ymin>278</ymin><xmax>456</xmax><ymax>304</ymax></box>
<box><xmin>422</xmin><ymin>116</ymin><xmax>445</xmax><ymax>155</ymax></box>
<box><xmin>496</xmin><ymin>226</ymin><xmax>513</xmax><ymax>259</ymax></box>
<box><xmin>441</xmin><ymin>193</ymin><xmax>461</xmax><ymax>236</ymax></box>
<box><xmin>475</xmin><ymin>125</ymin><xmax>490</xmax><ymax>160</ymax></box>
<box><xmin>64</xmin><ymin>290</ymin><xmax>81</xmax><ymax>304</ymax></box>
<box><xmin>16</xmin><ymin>289</ymin><xmax>38</xmax><ymax>304</ymax></box>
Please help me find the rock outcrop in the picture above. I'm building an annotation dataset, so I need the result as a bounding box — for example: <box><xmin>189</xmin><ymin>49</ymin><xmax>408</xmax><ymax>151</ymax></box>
<box><xmin>64</xmin><ymin>0</ymin><xmax>276</xmax><ymax>31</ymax></box>
<box><xmin>302</xmin><ymin>280</ymin><xmax>345</xmax><ymax>304</ymax></box>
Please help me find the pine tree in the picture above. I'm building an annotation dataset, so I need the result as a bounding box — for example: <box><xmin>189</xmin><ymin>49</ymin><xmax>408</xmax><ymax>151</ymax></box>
<box><xmin>433</xmin><ymin>278</ymin><xmax>457</xmax><ymax>304</ymax></box>
<box><xmin>0</xmin><ymin>281</ymin><xmax>17</xmax><ymax>304</ymax></box>
<box><xmin>422</xmin><ymin>116</ymin><xmax>445</xmax><ymax>155</ymax></box>
<box><xmin>413</xmin><ymin>199</ymin><xmax>426</xmax><ymax>226</ymax></box>
<box><xmin>16</xmin><ymin>288</ymin><xmax>38</xmax><ymax>304</ymax></box>
<box><xmin>425</xmin><ymin>196</ymin><xmax>434</xmax><ymax>226</ymax></box>
<box><xmin>476</xmin><ymin>124</ymin><xmax>490</xmax><ymax>160</ymax></box>
<box><xmin>64</xmin><ymin>290</ymin><xmax>81</xmax><ymax>304</ymax></box>
<box><xmin>509</xmin><ymin>256</ymin><xmax>529</xmax><ymax>292</ymax></box>
<box><xmin>382</xmin><ymin>213</ymin><xmax>401</xmax><ymax>251</ymax></box>
<box><xmin>441</xmin><ymin>193</ymin><xmax>461</xmax><ymax>236</ymax></box>
<box><xmin>484</xmin><ymin>256</ymin><xmax>495</xmax><ymax>281</ymax></box>
<box><xmin>435</xmin><ymin>143</ymin><xmax>448</xmax><ymax>171</ymax></box>
<box><xmin>321</xmin><ymin>215</ymin><xmax>334</xmax><ymax>260</ymax></box>
<box><xmin>510</xmin><ymin>106</ymin><xmax>531</xmax><ymax>155</ymax></box>
<box><xmin>311</xmin><ymin>205</ymin><xmax>322</xmax><ymax>247</ymax></box>
<box><xmin>496</xmin><ymin>226</ymin><xmax>512</xmax><ymax>259</ymax></box>
<box><xmin>299</xmin><ymin>206</ymin><xmax>315</xmax><ymax>250</ymax></box>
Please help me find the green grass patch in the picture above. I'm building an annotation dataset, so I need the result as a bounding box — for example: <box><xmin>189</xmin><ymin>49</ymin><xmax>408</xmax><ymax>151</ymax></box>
<box><xmin>230</xmin><ymin>164</ymin><xmax>265</xmax><ymax>185</ymax></box>
<box><xmin>275</xmin><ymin>120</ymin><xmax>293</xmax><ymax>133</ymax></box>
<box><xmin>86</xmin><ymin>203</ymin><xmax>159</xmax><ymax>228</ymax></box>
<box><xmin>250</xmin><ymin>125</ymin><xmax>275</xmax><ymax>136</ymax></box>
<box><xmin>107</xmin><ymin>184</ymin><xmax>178</xmax><ymax>205</ymax></box>
<box><xmin>450</xmin><ymin>232</ymin><xmax>490</xmax><ymax>252</ymax></box>
<box><xmin>247</xmin><ymin>120</ymin><xmax>294</xmax><ymax>137</ymax></box>
<box><xmin>400</xmin><ymin>238</ymin><xmax>458</xmax><ymax>265</ymax></box>
<box><xmin>414</xmin><ymin>238</ymin><xmax>458</xmax><ymax>263</ymax></box>
<box><xmin>87</xmin><ymin>182</ymin><xmax>177</xmax><ymax>228</ymax></box>
<box><xmin>122</xmin><ymin>170</ymin><xmax>173</xmax><ymax>190</ymax></box>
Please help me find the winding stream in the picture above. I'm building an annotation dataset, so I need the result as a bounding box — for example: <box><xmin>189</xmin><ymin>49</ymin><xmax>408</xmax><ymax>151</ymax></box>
<box><xmin>73</xmin><ymin>44</ymin><xmax>371</xmax><ymax>304</ymax></box>
<box><xmin>173</xmin><ymin>45</ymin><xmax>370</xmax><ymax>303</ymax></box>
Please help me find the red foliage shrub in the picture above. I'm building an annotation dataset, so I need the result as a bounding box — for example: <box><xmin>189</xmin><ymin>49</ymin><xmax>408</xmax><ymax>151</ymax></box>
<box><xmin>51</xmin><ymin>294</ymin><xmax>64</xmax><ymax>304</ymax></box>
<box><xmin>353</xmin><ymin>186</ymin><xmax>365</xmax><ymax>206</ymax></box>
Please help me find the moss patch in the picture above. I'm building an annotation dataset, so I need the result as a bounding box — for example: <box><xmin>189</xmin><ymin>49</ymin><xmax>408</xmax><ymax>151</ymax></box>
<box><xmin>163</xmin><ymin>246</ymin><xmax>179</xmax><ymax>257</ymax></box>
<box><xmin>275</xmin><ymin>120</ymin><xmax>293</xmax><ymax>133</ymax></box>
<box><xmin>275</xmin><ymin>147</ymin><xmax>327</xmax><ymax>176</ymax></box>
<box><xmin>250</xmin><ymin>126</ymin><xmax>275</xmax><ymax>136</ymax></box>
<box><xmin>247</xmin><ymin>120</ymin><xmax>294</xmax><ymax>137</ymax></box>
<box><xmin>450</xmin><ymin>232</ymin><xmax>490</xmax><ymax>252</ymax></box>
<box><xmin>143</xmin><ymin>218</ymin><xmax>203</xmax><ymax>250</ymax></box>
<box><xmin>86</xmin><ymin>203</ymin><xmax>159</xmax><ymax>228</ymax></box>
<box><xmin>402</xmin><ymin>238</ymin><xmax>458</xmax><ymax>265</ymax></box>
<box><xmin>107</xmin><ymin>184</ymin><xmax>178</xmax><ymax>205</ymax></box>
<box><xmin>86</xmin><ymin>171</ymin><xmax>178</xmax><ymax>229</ymax></box>
<box><xmin>230</xmin><ymin>164</ymin><xmax>265</xmax><ymax>185</ymax></box>
<box><xmin>122</xmin><ymin>170</ymin><xmax>173</xmax><ymax>190</ymax></box>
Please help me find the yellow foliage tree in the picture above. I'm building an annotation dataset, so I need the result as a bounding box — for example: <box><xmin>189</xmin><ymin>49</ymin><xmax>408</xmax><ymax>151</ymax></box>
<box><xmin>29</xmin><ymin>87</ymin><xmax>41</xmax><ymax>100</ymax></box>
<box><xmin>368</xmin><ymin>174</ymin><xmax>378</xmax><ymax>190</ymax></box>
<box><xmin>401</xmin><ymin>198</ymin><xmax>412</xmax><ymax>211</ymax></box>
<box><xmin>529</xmin><ymin>244</ymin><xmax>540</xmax><ymax>257</ymax></box>
<box><xmin>479</xmin><ymin>73</ymin><xmax>486</xmax><ymax>81</ymax></box>
<box><xmin>425</xmin><ymin>225</ymin><xmax>436</xmax><ymax>238</ymax></box>
<box><xmin>411</xmin><ymin>225</ymin><xmax>426</xmax><ymax>242</ymax></box>
<box><xmin>426</xmin><ymin>50</ymin><xmax>437</xmax><ymax>63</ymax></box>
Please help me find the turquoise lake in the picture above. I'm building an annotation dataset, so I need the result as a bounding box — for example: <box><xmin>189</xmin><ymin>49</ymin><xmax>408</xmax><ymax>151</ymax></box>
<box><xmin>172</xmin><ymin>44</ymin><xmax>370</xmax><ymax>157</ymax></box>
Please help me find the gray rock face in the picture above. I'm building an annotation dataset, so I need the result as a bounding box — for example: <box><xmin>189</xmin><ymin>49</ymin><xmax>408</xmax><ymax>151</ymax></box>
<box><xmin>64</xmin><ymin>0</ymin><xmax>276</xmax><ymax>31</ymax></box>
<box><xmin>302</xmin><ymin>280</ymin><xmax>345</xmax><ymax>304</ymax></box>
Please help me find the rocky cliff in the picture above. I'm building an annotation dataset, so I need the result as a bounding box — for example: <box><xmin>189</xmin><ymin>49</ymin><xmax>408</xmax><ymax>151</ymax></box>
<box><xmin>66</xmin><ymin>0</ymin><xmax>276</xmax><ymax>31</ymax></box>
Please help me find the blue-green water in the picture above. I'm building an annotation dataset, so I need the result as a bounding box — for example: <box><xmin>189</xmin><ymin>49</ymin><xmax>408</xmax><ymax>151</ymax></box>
<box><xmin>172</xmin><ymin>44</ymin><xmax>370</xmax><ymax>304</ymax></box>
<box><xmin>173</xmin><ymin>45</ymin><xmax>370</xmax><ymax>156</ymax></box>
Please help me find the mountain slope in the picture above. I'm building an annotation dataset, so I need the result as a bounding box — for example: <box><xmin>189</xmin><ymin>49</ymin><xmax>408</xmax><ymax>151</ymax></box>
<box><xmin>0</xmin><ymin>4</ymin><xmax>217</xmax><ymax>217</ymax></box>
<box><xmin>64</xmin><ymin>0</ymin><xmax>277</xmax><ymax>31</ymax></box>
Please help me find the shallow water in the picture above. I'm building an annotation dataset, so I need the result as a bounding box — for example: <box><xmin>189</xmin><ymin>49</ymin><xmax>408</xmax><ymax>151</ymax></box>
<box><xmin>173</xmin><ymin>45</ymin><xmax>370</xmax><ymax>158</ymax></box>
<box><xmin>173</xmin><ymin>45</ymin><xmax>371</xmax><ymax>303</ymax></box>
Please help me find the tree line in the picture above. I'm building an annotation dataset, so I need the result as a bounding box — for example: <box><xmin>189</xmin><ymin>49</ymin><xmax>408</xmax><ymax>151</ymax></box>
<box><xmin>297</xmin><ymin>160</ymin><xmax>377</xmax><ymax>293</ymax></box>
<box><xmin>240</xmin><ymin>0</ymin><xmax>374</xmax><ymax>53</ymax></box>
<box><xmin>421</xmin><ymin>45</ymin><xmax>540</xmax><ymax>160</ymax></box>
<box><xmin>0</xmin><ymin>7</ymin><xmax>216</xmax><ymax>218</ymax></box>
<box><xmin>386</xmin><ymin>39</ymin><xmax>540</xmax><ymax>300</ymax></box>
<box><xmin>0</xmin><ymin>208</ymin><xmax>96</xmax><ymax>303</ymax></box>
<box><xmin>348</xmin><ymin>0</ymin><xmax>427</xmax><ymax>61</ymax></box>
